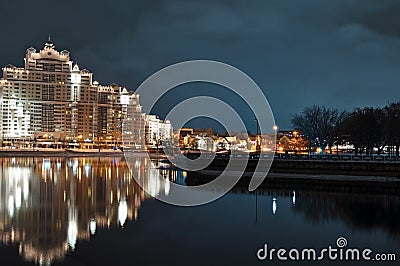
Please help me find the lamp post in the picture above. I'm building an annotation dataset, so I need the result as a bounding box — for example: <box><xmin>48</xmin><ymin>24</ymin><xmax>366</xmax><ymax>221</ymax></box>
<box><xmin>273</xmin><ymin>125</ymin><xmax>278</xmax><ymax>153</ymax></box>
<box><xmin>255</xmin><ymin>118</ymin><xmax>260</xmax><ymax>152</ymax></box>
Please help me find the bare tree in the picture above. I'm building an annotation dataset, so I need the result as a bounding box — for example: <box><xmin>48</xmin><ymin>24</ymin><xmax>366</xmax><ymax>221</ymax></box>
<box><xmin>338</xmin><ymin>107</ymin><xmax>386</xmax><ymax>155</ymax></box>
<box><xmin>292</xmin><ymin>105</ymin><xmax>347</xmax><ymax>153</ymax></box>
<box><xmin>384</xmin><ymin>102</ymin><xmax>400</xmax><ymax>156</ymax></box>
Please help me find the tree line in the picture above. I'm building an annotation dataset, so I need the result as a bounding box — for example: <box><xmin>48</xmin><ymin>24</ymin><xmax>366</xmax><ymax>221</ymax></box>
<box><xmin>291</xmin><ymin>102</ymin><xmax>400</xmax><ymax>156</ymax></box>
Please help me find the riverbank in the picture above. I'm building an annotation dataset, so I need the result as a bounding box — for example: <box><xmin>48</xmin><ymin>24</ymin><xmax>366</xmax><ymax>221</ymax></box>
<box><xmin>0</xmin><ymin>148</ymin><xmax>122</xmax><ymax>157</ymax></box>
<box><xmin>0</xmin><ymin>148</ymin><xmax>167</xmax><ymax>158</ymax></box>
<box><xmin>271</xmin><ymin>159</ymin><xmax>400</xmax><ymax>177</ymax></box>
<box><xmin>185</xmin><ymin>171</ymin><xmax>400</xmax><ymax>194</ymax></box>
<box><xmin>195</xmin><ymin>158</ymin><xmax>400</xmax><ymax>177</ymax></box>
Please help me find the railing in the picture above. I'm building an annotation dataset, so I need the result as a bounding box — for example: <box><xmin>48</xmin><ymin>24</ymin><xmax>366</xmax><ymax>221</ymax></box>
<box><xmin>272</xmin><ymin>154</ymin><xmax>400</xmax><ymax>162</ymax></box>
<box><xmin>182</xmin><ymin>152</ymin><xmax>400</xmax><ymax>162</ymax></box>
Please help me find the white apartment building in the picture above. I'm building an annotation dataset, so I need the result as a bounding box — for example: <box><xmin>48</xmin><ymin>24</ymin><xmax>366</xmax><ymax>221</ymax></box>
<box><xmin>121</xmin><ymin>88</ymin><xmax>145</xmax><ymax>149</ymax></box>
<box><xmin>0</xmin><ymin>38</ymin><xmax>143</xmax><ymax>148</ymax></box>
<box><xmin>145</xmin><ymin>115</ymin><xmax>173</xmax><ymax>148</ymax></box>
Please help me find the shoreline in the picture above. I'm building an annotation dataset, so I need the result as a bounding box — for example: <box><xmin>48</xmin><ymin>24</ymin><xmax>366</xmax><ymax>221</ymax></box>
<box><xmin>185</xmin><ymin>171</ymin><xmax>400</xmax><ymax>194</ymax></box>
<box><xmin>180</xmin><ymin>158</ymin><xmax>400</xmax><ymax>177</ymax></box>
<box><xmin>2</xmin><ymin>150</ymin><xmax>400</xmax><ymax>180</ymax></box>
<box><xmin>270</xmin><ymin>159</ymin><xmax>400</xmax><ymax>177</ymax></box>
<box><xmin>0</xmin><ymin>149</ymin><xmax>167</xmax><ymax>158</ymax></box>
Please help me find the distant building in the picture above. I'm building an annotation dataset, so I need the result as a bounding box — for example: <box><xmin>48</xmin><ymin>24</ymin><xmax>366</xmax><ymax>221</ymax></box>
<box><xmin>196</xmin><ymin>135</ymin><xmax>215</xmax><ymax>151</ymax></box>
<box><xmin>276</xmin><ymin>130</ymin><xmax>308</xmax><ymax>154</ymax></box>
<box><xmin>178</xmin><ymin>128</ymin><xmax>193</xmax><ymax>139</ymax></box>
<box><xmin>0</xmin><ymin>38</ymin><xmax>143</xmax><ymax>148</ymax></box>
<box><xmin>145</xmin><ymin>115</ymin><xmax>173</xmax><ymax>148</ymax></box>
<box><xmin>121</xmin><ymin>90</ymin><xmax>146</xmax><ymax>150</ymax></box>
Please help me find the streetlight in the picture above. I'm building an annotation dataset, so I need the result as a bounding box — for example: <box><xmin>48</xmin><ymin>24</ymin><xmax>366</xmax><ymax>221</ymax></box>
<box><xmin>255</xmin><ymin>118</ymin><xmax>260</xmax><ymax>152</ymax></box>
<box><xmin>273</xmin><ymin>125</ymin><xmax>278</xmax><ymax>153</ymax></box>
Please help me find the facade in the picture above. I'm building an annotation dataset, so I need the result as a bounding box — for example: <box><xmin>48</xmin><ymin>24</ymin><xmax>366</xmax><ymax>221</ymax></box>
<box><xmin>0</xmin><ymin>39</ymin><xmax>143</xmax><ymax>148</ymax></box>
<box><xmin>121</xmin><ymin>89</ymin><xmax>146</xmax><ymax>149</ymax></box>
<box><xmin>145</xmin><ymin>115</ymin><xmax>173</xmax><ymax>148</ymax></box>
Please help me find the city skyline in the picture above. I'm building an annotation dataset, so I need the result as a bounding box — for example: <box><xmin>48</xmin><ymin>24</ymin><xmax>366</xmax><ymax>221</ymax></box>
<box><xmin>0</xmin><ymin>0</ymin><xmax>399</xmax><ymax>130</ymax></box>
<box><xmin>0</xmin><ymin>38</ymin><xmax>173</xmax><ymax>149</ymax></box>
<box><xmin>0</xmin><ymin>38</ymin><xmax>144</xmax><ymax>147</ymax></box>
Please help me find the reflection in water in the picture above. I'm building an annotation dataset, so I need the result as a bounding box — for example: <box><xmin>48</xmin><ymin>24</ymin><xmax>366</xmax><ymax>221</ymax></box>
<box><xmin>0</xmin><ymin>157</ymin><xmax>168</xmax><ymax>265</ymax></box>
<box><xmin>292</xmin><ymin>189</ymin><xmax>400</xmax><ymax>236</ymax></box>
<box><xmin>272</xmin><ymin>198</ymin><xmax>277</xmax><ymax>215</ymax></box>
<box><xmin>2</xmin><ymin>158</ymin><xmax>400</xmax><ymax>265</ymax></box>
<box><xmin>292</xmin><ymin>191</ymin><xmax>296</xmax><ymax>206</ymax></box>
<box><xmin>249</xmin><ymin>186</ymin><xmax>400</xmax><ymax>237</ymax></box>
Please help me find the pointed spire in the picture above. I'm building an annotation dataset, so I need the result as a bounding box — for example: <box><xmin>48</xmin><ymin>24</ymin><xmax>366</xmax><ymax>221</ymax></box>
<box><xmin>44</xmin><ymin>34</ymin><xmax>54</xmax><ymax>49</ymax></box>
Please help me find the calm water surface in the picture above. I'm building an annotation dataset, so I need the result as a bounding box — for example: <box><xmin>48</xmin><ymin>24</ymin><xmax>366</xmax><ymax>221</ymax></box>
<box><xmin>0</xmin><ymin>157</ymin><xmax>399</xmax><ymax>266</ymax></box>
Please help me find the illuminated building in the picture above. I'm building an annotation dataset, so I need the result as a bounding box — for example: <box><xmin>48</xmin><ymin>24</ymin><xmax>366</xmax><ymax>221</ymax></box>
<box><xmin>145</xmin><ymin>115</ymin><xmax>173</xmax><ymax>148</ymax></box>
<box><xmin>121</xmin><ymin>89</ymin><xmax>146</xmax><ymax>149</ymax></box>
<box><xmin>0</xmin><ymin>38</ymin><xmax>143</xmax><ymax>148</ymax></box>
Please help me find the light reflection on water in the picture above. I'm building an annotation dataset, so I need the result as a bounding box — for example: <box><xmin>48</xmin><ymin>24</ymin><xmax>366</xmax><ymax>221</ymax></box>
<box><xmin>0</xmin><ymin>157</ymin><xmax>399</xmax><ymax>266</ymax></box>
<box><xmin>0</xmin><ymin>156</ymin><xmax>172</xmax><ymax>265</ymax></box>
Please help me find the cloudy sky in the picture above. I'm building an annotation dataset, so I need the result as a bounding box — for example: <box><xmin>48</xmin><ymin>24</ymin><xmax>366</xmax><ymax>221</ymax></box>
<box><xmin>1</xmin><ymin>0</ymin><xmax>400</xmax><ymax>131</ymax></box>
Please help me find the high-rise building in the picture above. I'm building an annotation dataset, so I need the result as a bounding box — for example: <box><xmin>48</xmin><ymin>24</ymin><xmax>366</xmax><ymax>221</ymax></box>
<box><xmin>121</xmin><ymin>89</ymin><xmax>146</xmax><ymax>149</ymax></box>
<box><xmin>0</xmin><ymin>38</ymin><xmax>143</xmax><ymax>148</ymax></box>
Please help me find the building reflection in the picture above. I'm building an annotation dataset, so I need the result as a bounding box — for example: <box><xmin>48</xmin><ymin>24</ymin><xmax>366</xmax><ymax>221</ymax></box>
<box><xmin>0</xmin><ymin>156</ymin><xmax>166</xmax><ymax>265</ymax></box>
<box><xmin>292</xmin><ymin>189</ymin><xmax>400</xmax><ymax>236</ymax></box>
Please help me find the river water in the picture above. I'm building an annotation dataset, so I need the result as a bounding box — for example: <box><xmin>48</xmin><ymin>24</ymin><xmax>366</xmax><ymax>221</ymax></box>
<box><xmin>0</xmin><ymin>157</ymin><xmax>399</xmax><ymax>266</ymax></box>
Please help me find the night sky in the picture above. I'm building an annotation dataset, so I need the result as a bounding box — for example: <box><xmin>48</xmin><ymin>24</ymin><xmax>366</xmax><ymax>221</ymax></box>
<box><xmin>1</xmin><ymin>0</ymin><xmax>400</xmax><ymax>131</ymax></box>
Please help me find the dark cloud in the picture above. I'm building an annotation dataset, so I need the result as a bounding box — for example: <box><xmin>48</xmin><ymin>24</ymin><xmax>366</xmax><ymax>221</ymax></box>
<box><xmin>1</xmin><ymin>0</ymin><xmax>400</xmax><ymax>130</ymax></box>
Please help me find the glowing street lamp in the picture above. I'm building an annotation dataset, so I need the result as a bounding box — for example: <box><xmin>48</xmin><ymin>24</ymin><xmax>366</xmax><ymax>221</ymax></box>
<box><xmin>273</xmin><ymin>125</ymin><xmax>278</xmax><ymax>152</ymax></box>
<box><xmin>255</xmin><ymin>118</ymin><xmax>261</xmax><ymax>152</ymax></box>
